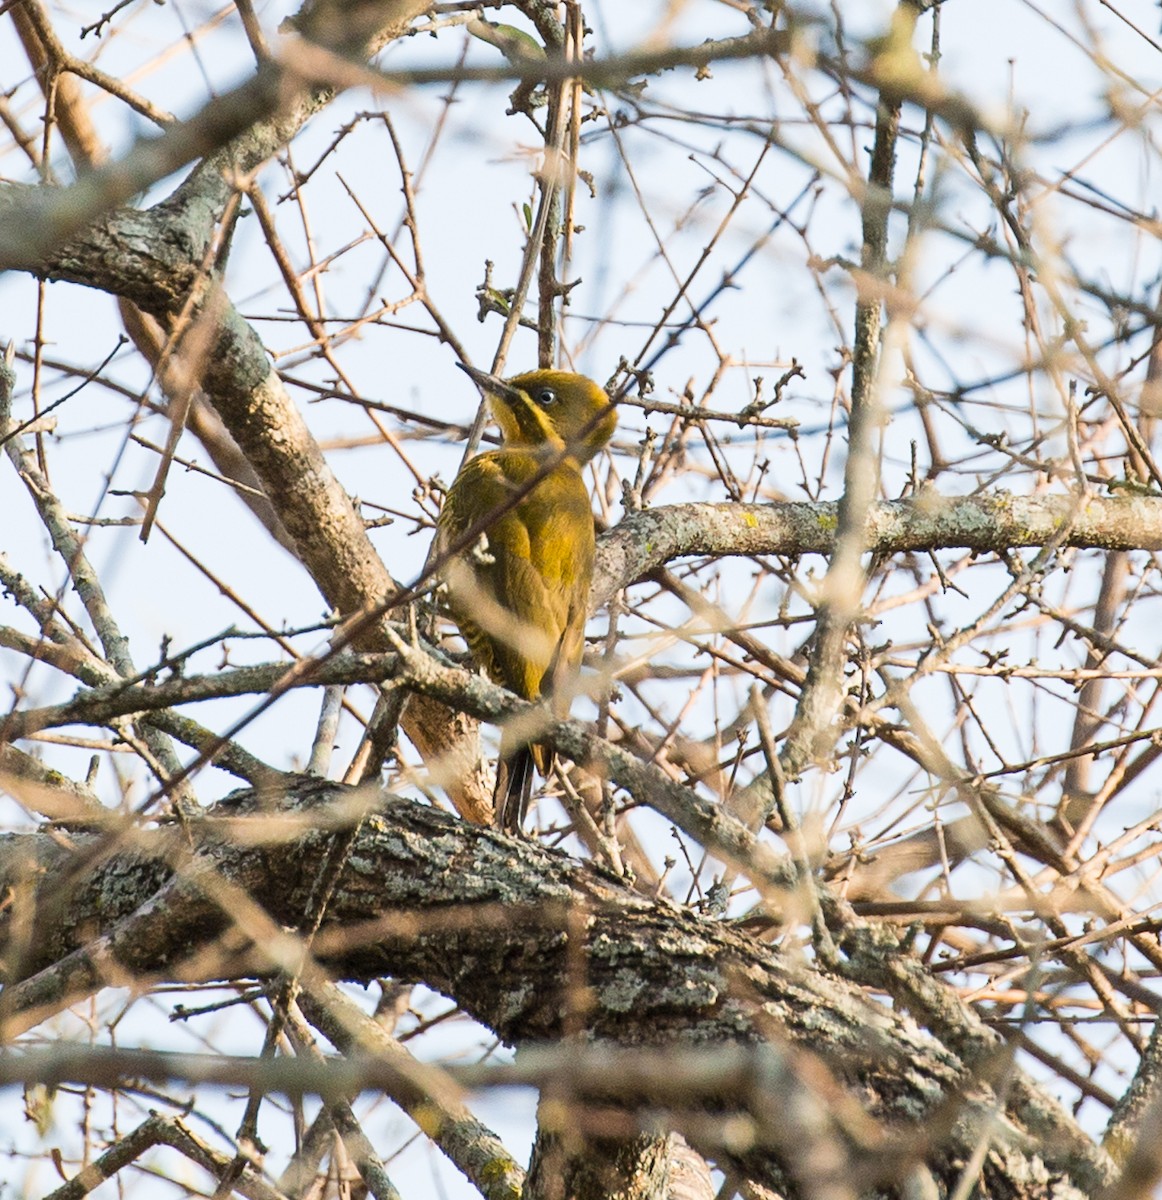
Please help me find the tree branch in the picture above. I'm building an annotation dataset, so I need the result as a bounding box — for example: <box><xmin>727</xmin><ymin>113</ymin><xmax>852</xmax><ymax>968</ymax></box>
<box><xmin>0</xmin><ymin>781</ymin><xmax>1113</xmax><ymax>1197</ymax></box>
<box><xmin>591</xmin><ymin>492</ymin><xmax>1162</xmax><ymax>607</ymax></box>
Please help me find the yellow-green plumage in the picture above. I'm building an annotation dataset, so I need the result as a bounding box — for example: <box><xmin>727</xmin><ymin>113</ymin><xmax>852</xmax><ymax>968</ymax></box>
<box><xmin>437</xmin><ymin>367</ymin><xmax>617</xmax><ymax>832</ymax></box>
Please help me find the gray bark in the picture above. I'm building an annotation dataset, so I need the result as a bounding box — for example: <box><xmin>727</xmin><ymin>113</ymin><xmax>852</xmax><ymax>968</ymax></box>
<box><xmin>0</xmin><ymin>779</ymin><xmax>1114</xmax><ymax>1198</ymax></box>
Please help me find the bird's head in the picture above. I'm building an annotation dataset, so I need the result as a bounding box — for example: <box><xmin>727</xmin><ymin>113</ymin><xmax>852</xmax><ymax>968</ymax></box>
<box><xmin>458</xmin><ymin>364</ymin><xmax>617</xmax><ymax>463</ymax></box>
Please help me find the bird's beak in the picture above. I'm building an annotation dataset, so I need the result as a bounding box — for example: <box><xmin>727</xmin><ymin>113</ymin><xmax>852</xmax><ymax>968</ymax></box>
<box><xmin>456</xmin><ymin>361</ymin><xmax>526</xmax><ymax>409</ymax></box>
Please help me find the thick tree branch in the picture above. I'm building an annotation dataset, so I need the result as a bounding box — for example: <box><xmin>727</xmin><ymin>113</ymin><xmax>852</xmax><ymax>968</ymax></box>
<box><xmin>591</xmin><ymin>492</ymin><xmax>1162</xmax><ymax>607</ymax></box>
<box><xmin>0</xmin><ymin>782</ymin><xmax>1113</xmax><ymax>1197</ymax></box>
<box><xmin>0</xmin><ymin>0</ymin><xmax>495</xmax><ymax>825</ymax></box>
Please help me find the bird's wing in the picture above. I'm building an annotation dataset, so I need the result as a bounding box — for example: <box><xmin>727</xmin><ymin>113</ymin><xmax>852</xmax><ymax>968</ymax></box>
<box><xmin>439</xmin><ymin>453</ymin><xmax>593</xmax><ymax>702</ymax></box>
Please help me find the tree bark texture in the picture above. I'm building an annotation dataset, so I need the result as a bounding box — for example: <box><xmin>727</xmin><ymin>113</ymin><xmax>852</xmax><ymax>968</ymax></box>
<box><xmin>0</xmin><ymin>780</ymin><xmax>1112</xmax><ymax>1198</ymax></box>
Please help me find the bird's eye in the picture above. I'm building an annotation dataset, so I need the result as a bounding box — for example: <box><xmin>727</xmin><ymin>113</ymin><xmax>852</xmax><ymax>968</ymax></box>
<box><xmin>535</xmin><ymin>388</ymin><xmax>558</xmax><ymax>407</ymax></box>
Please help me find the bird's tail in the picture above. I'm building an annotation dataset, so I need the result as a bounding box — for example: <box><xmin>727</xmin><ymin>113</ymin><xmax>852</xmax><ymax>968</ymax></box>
<box><xmin>494</xmin><ymin>741</ymin><xmax>549</xmax><ymax>833</ymax></box>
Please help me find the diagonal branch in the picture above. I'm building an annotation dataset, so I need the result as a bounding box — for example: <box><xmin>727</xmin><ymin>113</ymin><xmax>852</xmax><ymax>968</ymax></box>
<box><xmin>0</xmin><ymin>782</ymin><xmax>1113</xmax><ymax>1197</ymax></box>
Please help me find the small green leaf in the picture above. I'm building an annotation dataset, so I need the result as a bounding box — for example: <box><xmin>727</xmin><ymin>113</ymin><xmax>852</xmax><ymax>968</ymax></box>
<box><xmin>467</xmin><ymin>18</ymin><xmax>546</xmax><ymax>65</ymax></box>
